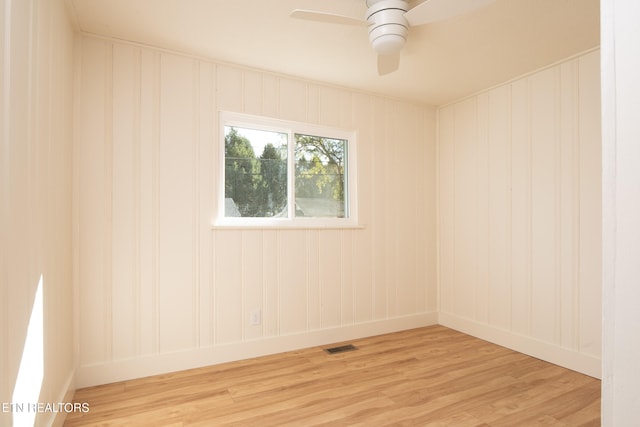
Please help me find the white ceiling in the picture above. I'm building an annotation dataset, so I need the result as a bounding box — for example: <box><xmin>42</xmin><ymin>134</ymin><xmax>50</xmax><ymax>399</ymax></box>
<box><xmin>66</xmin><ymin>0</ymin><xmax>600</xmax><ymax>106</ymax></box>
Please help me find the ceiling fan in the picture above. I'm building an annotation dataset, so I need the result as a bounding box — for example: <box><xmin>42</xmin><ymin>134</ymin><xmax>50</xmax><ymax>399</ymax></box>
<box><xmin>290</xmin><ymin>0</ymin><xmax>494</xmax><ymax>75</ymax></box>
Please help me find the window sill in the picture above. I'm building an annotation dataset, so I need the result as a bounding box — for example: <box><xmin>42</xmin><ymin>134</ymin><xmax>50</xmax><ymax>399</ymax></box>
<box><xmin>211</xmin><ymin>221</ymin><xmax>365</xmax><ymax>231</ymax></box>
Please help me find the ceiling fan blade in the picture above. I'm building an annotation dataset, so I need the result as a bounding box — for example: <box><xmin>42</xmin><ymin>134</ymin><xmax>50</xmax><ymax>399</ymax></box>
<box><xmin>289</xmin><ymin>9</ymin><xmax>368</xmax><ymax>26</ymax></box>
<box><xmin>404</xmin><ymin>0</ymin><xmax>494</xmax><ymax>26</ymax></box>
<box><xmin>377</xmin><ymin>53</ymin><xmax>400</xmax><ymax>76</ymax></box>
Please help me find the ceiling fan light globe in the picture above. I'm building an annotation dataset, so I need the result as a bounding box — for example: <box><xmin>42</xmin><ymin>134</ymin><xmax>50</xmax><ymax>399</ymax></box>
<box><xmin>366</xmin><ymin>0</ymin><xmax>409</xmax><ymax>56</ymax></box>
<box><xmin>371</xmin><ymin>34</ymin><xmax>405</xmax><ymax>55</ymax></box>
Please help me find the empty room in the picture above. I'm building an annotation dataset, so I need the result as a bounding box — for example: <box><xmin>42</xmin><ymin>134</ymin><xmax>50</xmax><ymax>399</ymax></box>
<box><xmin>2</xmin><ymin>0</ymin><xmax>640</xmax><ymax>425</ymax></box>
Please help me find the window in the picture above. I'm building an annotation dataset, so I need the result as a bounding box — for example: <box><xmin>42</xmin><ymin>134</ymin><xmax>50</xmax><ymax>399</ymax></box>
<box><xmin>216</xmin><ymin>112</ymin><xmax>358</xmax><ymax>227</ymax></box>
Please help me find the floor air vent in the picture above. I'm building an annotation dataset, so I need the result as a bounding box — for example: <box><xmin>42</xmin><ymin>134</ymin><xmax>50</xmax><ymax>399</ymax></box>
<box><xmin>324</xmin><ymin>344</ymin><xmax>358</xmax><ymax>354</ymax></box>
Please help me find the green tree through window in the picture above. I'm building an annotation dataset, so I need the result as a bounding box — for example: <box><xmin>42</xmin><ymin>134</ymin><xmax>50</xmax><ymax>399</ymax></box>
<box><xmin>225</xmin><ymin>127</ymin><xmax>288</xmax><ymax>217</ymax></box>
<box><xmin>220</xmin><ymin>115</ymin><xmax>354</xmax><ymax>225</ymax></box>
<box><xmin>259</xmin><ymin>143</ymin><xmax>287</xmax><ymax>216</ymax></box>
<box><xmin>295</xmin><ymin>134</ymin><xmax>346</xmax><ymax>217</ymax></box>
<box><xmin>224</xmin><ymin>127</ymin><xmax>261</xmax><ymax>216</ymax></box>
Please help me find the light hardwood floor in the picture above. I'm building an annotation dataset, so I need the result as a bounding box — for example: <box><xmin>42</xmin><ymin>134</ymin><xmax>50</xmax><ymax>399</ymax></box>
<box><xmin>65</xmin><ymin>326</ymin><xmax>600</xmax><ymax>426</ymax></box>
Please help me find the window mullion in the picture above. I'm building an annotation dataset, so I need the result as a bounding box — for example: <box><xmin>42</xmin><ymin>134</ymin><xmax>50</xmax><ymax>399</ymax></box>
<box><xmin>288</xmin><ymin>130</ymin><xmax>296</xmax><ymax>220</ymax></box>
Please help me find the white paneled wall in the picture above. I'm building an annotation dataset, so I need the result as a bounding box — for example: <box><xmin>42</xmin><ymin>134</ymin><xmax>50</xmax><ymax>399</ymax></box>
<box><xmin>437</xmin><ymin>49</ymin><xmax>601</xmax><ymax>377</ymax></box>
<box><xmin>75</xmin><ymin>36</ymin><xmax>437</xmax><ymax>387</ymax></box>
<box><xmin>0</xmin><ymin>0</ymin><xmax>75</xmax><ymax>426</ymax></box>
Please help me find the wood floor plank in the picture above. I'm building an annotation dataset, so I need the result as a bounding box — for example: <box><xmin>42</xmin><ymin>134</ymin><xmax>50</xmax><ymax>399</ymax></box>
<box><xmin>65</xmin><ymin>326</ymin><xmax>600</xmax><ymax>426</ymax></box>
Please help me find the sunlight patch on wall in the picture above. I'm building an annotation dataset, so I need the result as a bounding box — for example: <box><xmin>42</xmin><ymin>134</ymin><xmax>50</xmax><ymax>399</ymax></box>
<box><xmin>11</xmin><ymin>274</ymin><xmax>44</xmax><ymax>427</ymax></box>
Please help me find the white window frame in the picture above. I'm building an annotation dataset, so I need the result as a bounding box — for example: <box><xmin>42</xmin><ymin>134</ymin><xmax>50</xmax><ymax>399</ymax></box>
<box><xmin>214</xmin><ymin>111</ymin><xmax>359</xmax><ymax>229</ymax></box>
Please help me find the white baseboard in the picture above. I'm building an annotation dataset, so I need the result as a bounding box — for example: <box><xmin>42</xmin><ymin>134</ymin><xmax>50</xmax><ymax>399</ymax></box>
<box><xmin>47</xmin><ymin>370</ymin><xmax>76</xmax><ymax>427</ymax></box>
<box><xmin>438</xmin><ymin>312</ymin><xmax>601</xmax><ymax>379</ymax></box>
<box><xmin>76</xmin><ymin>312</ymin><xmax>438</xmax><ymax>388</ymax></box>
<box><xmin>76</xmin><ymin>311</ymin><xmax>601</xmax><ymax>388</ymax></box>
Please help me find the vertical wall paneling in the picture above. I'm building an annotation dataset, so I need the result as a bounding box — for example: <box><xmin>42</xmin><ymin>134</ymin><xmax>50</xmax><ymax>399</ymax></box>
<box><xmin>351</xmin><ymin>93</ymin><xmax>374</xmax><ymax>323</ymax></box>
<box><xmin>383</xmin><ymin>101</ymin><xmax>397</xmax><ymax>317</ymax></box>
<box><xmin>509</xmin><ymin>78</ymin><xmax>531</xmax><ymax>336</ymax></box>
<box><xmin>306</xmin><ymin>84</ymin><xmax>319</xmax><ymax>125</ymax></box>
<box><xmin>369</xmin><ymin>97</ymin><xmax>388</xmax><ymax>320</ymax></box>
<box><xmin>214</xmin><ymin>230</ymin><xmax>243</xmax><ymax>344</ymax></box>
<box><xmin>412</xmin><ymin>106</ymin><xmax>426</xmax><ymax>313</ymax></box>
<box><xmin>158</xmin><ymin>54</ymin><xmax>196</xmax><ymax>353</ymax></box>
<box><xmin>529</xmin><ymin>67</ymin><xmax>558</xmax><ymax>345</ymax></box>
<box><xmin>278</xmin><ymin>231</ymin><xmax>309</xmax><ymax>335</ymax></box>
<box><xmin>452</xmin><ymin>98</ymin><xmax>478</xmax><ymax>319</ymax></box>
<box><xmin>103</xmin><ymin>41</ymin><xmax>114</xmax><ymax>363</ymax></box>
<box><xmin>318</xmin><ymin>86</ymin><xmax>341</xmax><ymax>128</ymax></box>
<box><xmin>261</xmin><ymin>74</ymin><xmax>279</xmax><ymax>118</ymax></box>
<box><xmin>262</xmin><ymin>230</ymin><xmax>279</xmax><ymax>338</ymax></box>
<box><xmin>423</xmin><ymin>108</ymin><xmax>438</xmax><ymax>313</ymax></box>
<box><xmin>132</xmin><ymin>48</ymin><xmax>142</xmax><ymax>358</ymax></box>
<box><xmin>242</xmin><ymin>230</ymin><xmax>263</xmax><ymax>341</ymax></box>
<box><xmin>475</xmin><ymin>93</ymin><xmax>490</xmax><ymax>324</ymax></box>
<box><xmin>341</xmin><ymin>230</ymin><xmax>354</xmax><ymax>326</ymax></box>
<box><xmin>242</xmin><ymin>70</ymin><xmax>262</xmax><ymax>116</ymax></box>
<box><xmin>279</xmin><ymin>78</ymin><xmax>307</xmax><ymax>122</ymax></box>
<box><xmin>78</xmin><ymin>36</ymin><xmax>109</xmax><ymax>366</ymax></box>
<box><xmin>437</xmin><ymin>50</ymin><xmax>602</xmax><ymax>378</ymax></box>
<box><xmin>215</xmin><ymin>65</ymin><xmax>243</xmax><ymax>112</ymax></box>
<box><xmin>486</xmin><ymin>85</ymin><xmax>511</xmax><ymax>329</ymax></box>
<box><xmin>5</xmin><ymin>0</ymin><xmax>30</xmax><ymax>408</ymax></box>
<box><xmin>138</xmin><ymin>49</ymin><xmax>161</xmax><ymax>356</ymax></box>
<box><xmin>318</xmin><ymin>230</ymin><xmax>342</xmax><ymax>328</ymax></box>
<box><xmin>75</xmin><ymin>36</ymin><xmax>438</xmax><ymax>386</ymax></box>
<box><xmin>111</xmin><ymin>43</ymin><xmax>136</xmax><ymax>361</ymax></box>
<box><xmin>307</xmin><ymin>230</ymin><xmax>321</xmax><ymax>331</ymax></box>
<box><xmin>392</xmin><ymin>103</ymin><xmax>416</xmax><ymax>316</ymax></box>
<box><xmin>191</xmin><ymin>61</ymin><xmax>200</xmax><ymax>350</ymax></box>
<box><xmin>1</xmin><ymin>0</ymin><xmax>75</xmax><ymax>425</ymax></box>
<box><xmin>198</xmin><ymin>61</ymin><xmax>215</xmax><ymax>348</ymax></box>
<box><xmin>437</xmin><ymin>105</ymin><xmax>455</xmax><ymax>314</ymax></box>
<box><xmin>577</xmin><ymin>51</ymin><xmax>602</xmax><ymax>357</ymax></box>
<box><xmin>558</xmin><ymin>59</ymin><xmax>579</xmax><ymax>351</ymax></box>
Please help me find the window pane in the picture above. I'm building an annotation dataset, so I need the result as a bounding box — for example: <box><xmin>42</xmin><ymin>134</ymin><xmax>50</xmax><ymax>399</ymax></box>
<box><xmin>294</xmin><ymin>134</ymin><xmax>347</xmax><ymax>218</ymax></box>
<box><xmin>224</xmin><ymin>126</ymin><xmax>288</xmax><ymax>217</ymax></box>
